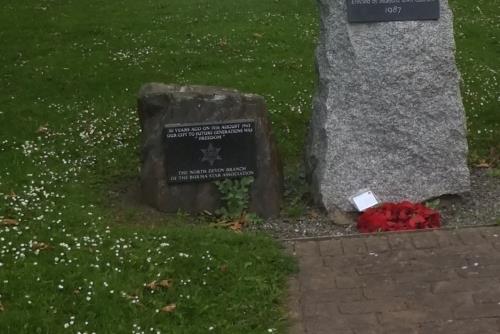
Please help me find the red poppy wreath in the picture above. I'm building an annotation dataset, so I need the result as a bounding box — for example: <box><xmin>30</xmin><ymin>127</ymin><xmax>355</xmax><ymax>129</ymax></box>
<box><xmin>357</xmin><ymin>201</ymin><xmax>441</xmax><ymax>233</ymax></box>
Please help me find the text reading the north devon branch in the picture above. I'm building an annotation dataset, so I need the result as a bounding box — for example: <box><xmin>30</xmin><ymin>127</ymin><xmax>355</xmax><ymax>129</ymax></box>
<box><xmin>163</xmin><ymin>120</ymin><xmax>256</xmax><ymax>184</ymax></box>
<box><xmin>347</xmin><ymin>0</ymin><xmax>439</xmax><ymax>23</ymax></box>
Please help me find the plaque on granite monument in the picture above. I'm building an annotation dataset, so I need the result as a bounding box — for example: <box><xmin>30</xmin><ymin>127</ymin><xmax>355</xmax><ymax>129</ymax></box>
<box><xmin>164</xmin><ymin>120</ymin><xmax>256</xmax><ymax>183</ymax></box>
<box><xmin>347</xmin><ymin>0</ymin><xmax>440</xmax><ymax>23</ymax></box>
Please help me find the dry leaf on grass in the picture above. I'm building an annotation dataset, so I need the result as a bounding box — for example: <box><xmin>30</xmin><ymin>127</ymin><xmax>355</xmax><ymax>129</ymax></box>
<box><xmin>145</xmin><ymin>279</ymin><xmax>173</xmax><ymax>290</ymax></box>
<box><xmin>36</xmin><ymin>124</ymin><xmax>49</xmax><ymax>134</ymax></box>
<box><xmin>210</xmin><ymin>220</ymin><xmax>241</xmax><ymax>229</ymax></box>
<box><xmin>145</xmin><ymin>281</ymin><xmax>158</xmax><ymax>290</ymax></box>
<box><xmin>1</xmin><ymin>219</ymin><xmax>19</xmax><ymax>226</ymax></box>
<box><xmin>229</xmin><ymin>221</ymin><xmax>243</xmax><ymax>233</ymax></box>
<box><xmin>160</xmin><ymin>304</ymin><xmax>176</xmax><ymax>313</ymax></box>
<box><xmin>158</xmin><ymin>279</ymin><xmax>173</xmax><ymax>289</ymax></box>
<box><xmin>0</xmin><ymin>302</ymin><xmax>4</xmax><ymax>312</ymax></box>
<box><xmin>31</xmin><ymin>242</ymin><xmax>52</xmax><ymax>251</ymax></box>
<box><xmin>209</xmin><ymin>214</ymin><xmax>248</xmax><ymax>233</ymax></box>
<box><xmin>476</xmin><ymin>160</ymin><xmax>491</xmax><ymax>168</ymax></box>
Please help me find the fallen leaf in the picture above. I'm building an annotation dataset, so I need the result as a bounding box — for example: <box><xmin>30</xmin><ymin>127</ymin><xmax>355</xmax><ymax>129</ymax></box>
<box><xmin>158</xmin><ymin>279</ymin><xmax>173</xmax><ymax>289</ymax></box>
<box><xmin>229</xmin><ymin>222</ymin><xmax>243</xmax><ymax>232</ymax></box>
<box><xmin>145</xmin><ymin>281</ymin><xmax>158</xmax><ymax>290</ymax></box>
<box><xmin>146</xmin><ymin>279</ymin><xmax>172</xmax><ymax>290</ymax></box>
<box><xmin>36</xmin><ymin>124</ymin><xmax>49</xmax><ymax>134</ymax></box>
<box><xmin>253</xmin><ymin>32</ymin><xmax>263</xmax><ymax>38</ymax></box>
<box><xmin>0</xmin><ymin>302</ymin><xmax>4</xmax><ymax>312</ymax></box>
<box><xmin>209</xmin><ymin>221</ymin><xmax>234</xmax><ymax>228</ymax></box>
<box><xmin>161</xmin><ymin>304</ymin><xmax>176</xmax><ymax>313</ymax></box>
<box><xmin>31</xmin><ymin>241</ymin><xmax>52</xmax><ymax>251</ymax></box>
<box><xmin>476</xmin><ymin>160</ymin><xmax>491</xmax><ymax>168</ymax></box>
<box><xmin>1</xmin><ymin>219</ymin><xmax>19</xmax><ymax>226</ymax></box>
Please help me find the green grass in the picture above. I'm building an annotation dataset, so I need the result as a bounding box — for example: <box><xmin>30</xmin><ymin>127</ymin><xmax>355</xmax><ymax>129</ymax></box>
<box><xmin>451</xmin><ymin>0</ymin><xmax>500</xmax><ymax>161</ymax></box>
<box><xmin>0</xmin><ymin>226</ymin><xmax>293</xmax><ymax>333</ymax></box>
<box><xmin>0</xmin><ymin>1</ymin><xmax>310</xmax><ymax>331</ymax></box>
<box><xmin>0</xmin><ymin>0</ymin><xmax>498</xmax><ymax>332</ymax></box>
<box><xmin>0</xmin><ymin>0</ymin><xmax>317</xmax><ymax>162</ymax></box>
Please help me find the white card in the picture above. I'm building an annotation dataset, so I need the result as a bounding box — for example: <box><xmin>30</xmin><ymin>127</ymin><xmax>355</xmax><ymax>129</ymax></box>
<box><xmin>351</xmin><ymin>190</ymin><xmax>379</xmax><ymax>212</ymax></box>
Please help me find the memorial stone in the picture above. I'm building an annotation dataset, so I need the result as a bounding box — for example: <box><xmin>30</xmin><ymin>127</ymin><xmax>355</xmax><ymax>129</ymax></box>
<box><xmin>306</xmin><ymin>0</ymin><xmax>470</xmax><ymax>212</ymax></box>
<box><xmin>138</xmin><ymin>83</ymin><xmax>283</xmax><ymax>218</ymax></box>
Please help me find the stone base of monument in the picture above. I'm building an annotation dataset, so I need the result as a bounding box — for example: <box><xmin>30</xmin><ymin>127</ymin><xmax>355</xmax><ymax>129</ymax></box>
<box><xmin>137</xmin><ymin>83</ymin><xmax>283</xmax><ymax>218</ymax></box>
<box><xmin>306</xmin><ymin>0</ymin><xmax>471</xmax><ymax>212</ymax></box>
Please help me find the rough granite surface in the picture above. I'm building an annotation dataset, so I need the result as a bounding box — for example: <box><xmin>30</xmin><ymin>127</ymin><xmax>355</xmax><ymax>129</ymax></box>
<box><xmin>137</xmin><ymin>83</ymin><xmax>283</xmax><ymax>218</ymax></box>
<box><xmin>306</xmin><ymin>0</ymin><xmax>471</xmax><ymax>212</ymax></box>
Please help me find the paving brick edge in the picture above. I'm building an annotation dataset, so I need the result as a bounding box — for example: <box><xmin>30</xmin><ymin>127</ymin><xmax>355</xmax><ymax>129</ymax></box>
<box><xmin>279</xmin><ymin>223</ymin><xmax>499</xmax><ymax>242</ymax></box>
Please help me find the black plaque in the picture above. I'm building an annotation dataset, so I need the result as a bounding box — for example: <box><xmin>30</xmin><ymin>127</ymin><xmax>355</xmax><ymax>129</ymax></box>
<box><xmin>347</xmin><ymin>0</ymin><xmax>439</xmax><ymax>23</ymax></box>
<box><xmin>164</xmin><ymin>120</ymin><xmax>256</xmax><ymax>184</ymax></box>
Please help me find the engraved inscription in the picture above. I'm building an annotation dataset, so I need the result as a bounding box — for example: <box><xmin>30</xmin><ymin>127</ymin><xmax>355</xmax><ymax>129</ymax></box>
<box><xmin>347</xmin><ymin>0</ymin><xmax>439</xmax><ymax>22</ymax></box>
<box><xmin>164</xmin><ymin>120</ymin><xmax>256</xmax><ymax>184</ymax></box>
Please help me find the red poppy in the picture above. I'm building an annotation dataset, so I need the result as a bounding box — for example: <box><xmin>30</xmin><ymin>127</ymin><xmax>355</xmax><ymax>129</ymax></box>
<box><xmin>357</xmin><ymin>201</ymin><xmax>441</xmax><ymax>233</ymax></box>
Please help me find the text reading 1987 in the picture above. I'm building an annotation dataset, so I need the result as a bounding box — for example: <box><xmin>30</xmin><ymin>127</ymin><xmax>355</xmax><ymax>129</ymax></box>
<box><xmin>347</xmin><ymin>0</ymin><xmax>439</xmax><ymax>23</ymax></box>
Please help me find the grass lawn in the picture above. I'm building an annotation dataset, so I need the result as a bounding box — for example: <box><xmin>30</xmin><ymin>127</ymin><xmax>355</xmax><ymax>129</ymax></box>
<box><xmin>451</xmin><ymin>0</ymin><xmax>500</xmax><ymax>161</ymax></box>
<box><xmin>0</xmin><ymin>0</ymin><xmax>498</xmax><ymax>333</ymax></box>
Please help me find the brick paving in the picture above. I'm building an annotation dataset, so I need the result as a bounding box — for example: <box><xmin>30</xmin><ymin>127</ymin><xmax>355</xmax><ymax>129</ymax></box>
<box><xmin>286</xmin><ymin>227</ymin><xmax>500</xmax><ymax>334</ymax></box>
